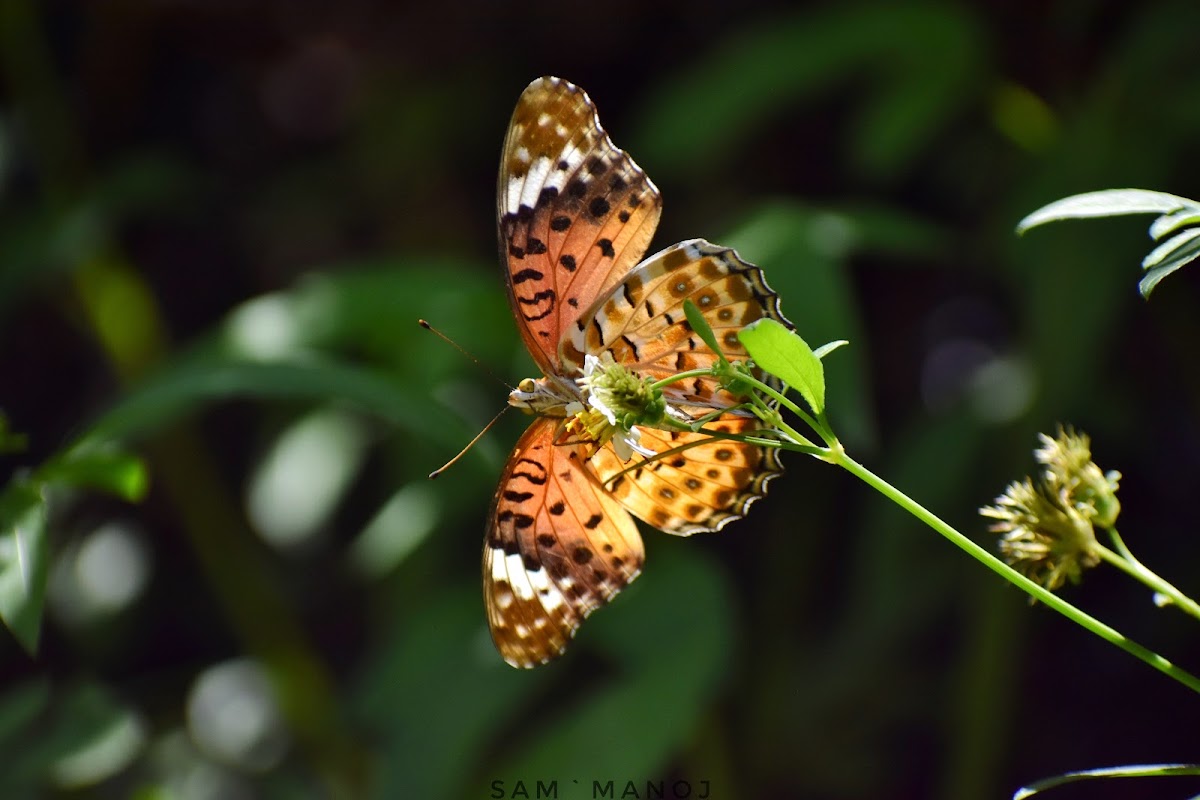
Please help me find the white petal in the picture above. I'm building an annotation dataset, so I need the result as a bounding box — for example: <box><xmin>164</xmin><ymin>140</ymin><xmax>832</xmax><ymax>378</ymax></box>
<box><xmin>588</xmin><ymin>394</ymin><xmax>618</xmax><ymax>425</ymax></box>
<box><xmin>612</xmin><ymin>436</ymin><xmax>632</xmax><ymax>461</ymax></box>
<box><xmin>624</xmin><ymin>427</ymin><xmax>656</xmax><ymax>458</ymax></box>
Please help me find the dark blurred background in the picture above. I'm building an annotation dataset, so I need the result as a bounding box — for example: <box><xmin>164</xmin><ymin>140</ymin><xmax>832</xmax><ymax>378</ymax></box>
<box><xmin>2</xmin><ymin>1</ymin><xmax>1200</xmax><ymax>798</ymax></box>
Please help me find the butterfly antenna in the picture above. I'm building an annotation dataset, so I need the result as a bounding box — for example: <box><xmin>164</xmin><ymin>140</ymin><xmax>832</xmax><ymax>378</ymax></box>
<box><xmin>419</xmin><ymin>319</ymin><xmax>511</xmax><ymax>389</ymax></box>
<box><xmin>429</xmin><ymin>405</ymin><xmax>510</xmax><ymax>480</ymax></box>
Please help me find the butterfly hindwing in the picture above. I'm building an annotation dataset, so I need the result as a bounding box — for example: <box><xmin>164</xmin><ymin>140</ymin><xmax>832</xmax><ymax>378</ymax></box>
<box><xmin>562</xmin><ymin>239</ymin><xmax>789</xmax><ymax>411</ymax></box>
<box><xmin>484</xmin><ymin>417</ymin><xmax>645</xmax><ymax>668</ymax></box>
<box><xmin>498</xmin><ymin>76</ymin><xmax>663</xmax><ymax>375</ymax></box>
<box><xmin>588</xmin><ymin>416</ymin><xmax>784</xmax><ymax>536</ymax></box>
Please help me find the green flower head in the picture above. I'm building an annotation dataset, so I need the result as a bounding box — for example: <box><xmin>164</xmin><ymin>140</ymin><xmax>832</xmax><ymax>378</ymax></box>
<box><xmin>981</xmin><ymin>477</ymin><xmax>1100</xmax><ymax>591</ymax></box>
<box><xmin>1035</xmin><ymin>426</ymin><xmax>1121</xmax><ymax>528</ymax></box>
<box><xmin>576</xmin><ymin>353</ymin><xmax>666</xmax><ymax>430</ymax></box>
<box><xmin>568</xmin><ymin>353</ymin><xmax>666</xmax><ymax>461</ymax></box>
<box><xmin>981</xmin><ymin>427</ymin><xmax>1119</xmax><ymax>592</ymax></box>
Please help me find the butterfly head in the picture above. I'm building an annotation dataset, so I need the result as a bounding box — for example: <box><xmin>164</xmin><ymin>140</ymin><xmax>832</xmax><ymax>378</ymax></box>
<box><xmin>508</xmin><ymin>375</ymin><xmax>580</xmax><ymax>417</ymax></box>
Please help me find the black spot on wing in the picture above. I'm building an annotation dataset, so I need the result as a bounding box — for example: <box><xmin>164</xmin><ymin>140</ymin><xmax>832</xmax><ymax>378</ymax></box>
<box><xmin>518</xmin><ymin>289</ymin><xmax>556</xmax><ymax>321</ymax></box>
<box><xmin>510</xmin><ymin>268</ymin><xmax>544</xmax><ymax>284</ymax></box>
<box><xmin>511</xmin><ymin>458</ymin><xmax>548</xmax><ymax>485</ymax></box>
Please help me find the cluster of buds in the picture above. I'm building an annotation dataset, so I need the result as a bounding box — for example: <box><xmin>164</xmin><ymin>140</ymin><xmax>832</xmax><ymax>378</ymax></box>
<box><xmin>981</xmin><ymin>427</ymin><xmax>1121</xmax><ymax>591</ymax></box>
<box><xmin>566</xmin><ymin>353</ymin><xmax>667</xmax><ymax>461</ymax></box>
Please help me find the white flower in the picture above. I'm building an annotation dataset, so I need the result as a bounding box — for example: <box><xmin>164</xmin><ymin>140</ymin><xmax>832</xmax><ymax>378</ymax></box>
<box><xmin>570</xmin><ymin>353</ymin><xmax>657</xmax><ymax>461</ymax></box>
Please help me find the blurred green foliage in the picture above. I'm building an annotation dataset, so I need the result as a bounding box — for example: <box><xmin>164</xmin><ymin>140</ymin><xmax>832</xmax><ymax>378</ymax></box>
<box><xmin>2</xmin><ymin>1</ymin><xmax>1200</xmax><ymax>799</ymax></box>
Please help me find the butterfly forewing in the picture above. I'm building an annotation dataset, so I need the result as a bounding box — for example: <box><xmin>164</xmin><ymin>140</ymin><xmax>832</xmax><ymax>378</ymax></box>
<box><xmin>485</xmin><ymin>417</ymin><xmax>645</xmax><ymax>668</ymax></box>
<box><xmin>498</xmin><ymin>77</ymin><xmax>663</xmax><ymax>374</ymax></box>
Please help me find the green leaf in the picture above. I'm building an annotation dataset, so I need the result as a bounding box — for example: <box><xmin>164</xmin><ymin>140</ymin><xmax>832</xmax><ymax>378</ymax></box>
<box><xmin>1139</xmin><ymin>230</ymin><xmax>1200</xmax><ymax>297</ymax></box>
<box><xmin>813</xmin><ymin>339</ymin><xmax>850</xmax><ymax>359</ymax></box>
<box><xmin>37</xmin><ymin>447</ymin><xmax>149</xmax><ymax>502</ymax></box>
<box><xmin>46</xmin><ymin>683</ymin><xmax>147</xmax><ymax>789</ymax></box>
<box><xmin>1013</xmin><ymin>763</ymin><xmax>1200</xmax><ymax>800</ymax></box>
<box><xmin>0</xmin><ymin>681</ymin><xmax>142</xmax><ymax>791</ymax></box>
<box><xmin>80</xmin><ymin>357</ymin><xmax>470</xmax><ymax>450</ymax></box>
<box><xmin>682</xmin><ymin>298</ymin><xmax>725</xmax><ymax>359</ymax></box>
<box><xmin>739</xmin><ymin>319</ymin><xmax>825</xmax><ymax>414</ymax></box>
<box><xmin>1141</xmin><ymin>226</ymin><xmax>1200</xmax><ymax>269</ymax></box>
<box><xmin>1148</xmin><ymin>208</ymin><xmax>1200</xmax><ymax>240</ymax></box>
<box><xmin>0</xmin><ymin>485</ymin><xmax>49</xmax><ymax>653</ymax></box>
<box><xmin>1016</xmin><ymin>189</ymin><xmax>1199</xmax><ymax>234</ymax></box>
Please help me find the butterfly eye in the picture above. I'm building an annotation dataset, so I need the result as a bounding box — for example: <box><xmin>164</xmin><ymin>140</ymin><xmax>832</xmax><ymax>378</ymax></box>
<box><xmin>518</xmin><ymin>378</ymin><xmax>536</xmax><ymax>393</ymax></box>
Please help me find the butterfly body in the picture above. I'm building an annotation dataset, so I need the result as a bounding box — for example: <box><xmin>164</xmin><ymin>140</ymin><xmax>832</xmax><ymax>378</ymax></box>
<box><xmin>508</xmin><ymin>374</ymin><xmax>581</xmax><ymax>418</ymax></box>
<box><xmin>486</xmin><ymin>77</ymin><xmax>789</xmax><ymax>668</ymax></box>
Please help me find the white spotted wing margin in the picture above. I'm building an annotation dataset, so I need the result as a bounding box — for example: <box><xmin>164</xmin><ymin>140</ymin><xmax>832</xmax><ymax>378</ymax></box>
<box><xmin>484</xmin><ymin>417</ymin><xmax>645</xmax><ymax>668</ymax></box>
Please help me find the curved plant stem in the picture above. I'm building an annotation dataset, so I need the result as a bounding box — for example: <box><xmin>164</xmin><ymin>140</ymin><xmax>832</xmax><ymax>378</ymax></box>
<box><xmin>1094</xmin><ymin>536</ymin><xmax>1200</xmax><ymax>622</ymax></box>
<box><xmin>830</xmin><ymin>447</ymin><xmax>1200</xmax><ymax>696</ymax></box>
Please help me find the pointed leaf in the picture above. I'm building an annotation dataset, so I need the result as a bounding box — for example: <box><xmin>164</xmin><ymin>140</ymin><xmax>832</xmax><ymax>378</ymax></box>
<box><xmin>682</xmin><ymin>298</ymin><xmax>725</xmax><ymax>359</ymax></box>
<box><xmin>1148</xmin><ymin>209</ymin><xmax>1200</xmax><ymax>241</ymax></box>
<box><xmin>813</xmin><ymin>339</ymin><xmax>850</xmax><ymax>359</ymax></box>
<box><xmin>37</xmin><ymin>448</ymin><xmax>149</xmax><ymax>502</ymax></box>
<box><xmin>80</xmin><ymin>358</ymin><xmax>468</xmax><ymax>450</ymax></box>
<box><xmin>0</xmin><ymin>486</ymin><xmax>48</xmax><ymax>653</ymax></box>
<box><xmin>1014</xmin><ymin>763</ymin><xmax>1200</xmax><ymax>800</ymax></box>
<box><xmin>1138</xmin><ymin>232</ymin><xmax>1200</xmax><ymax>298</ymax></box>
<box><xmin>739</xmin><ymin>319</ymin><xmax>825</xmax><ymax>414</ymax></box>
<box><xmin>1141</xmin><ymin>227</ymin><xmax>1200</xmax><ymax>269</ymax></box>
<box><xmin>1017</xmin><ymin>189</ymin><xmax>1198</xmax><ymax>234</ymax></box>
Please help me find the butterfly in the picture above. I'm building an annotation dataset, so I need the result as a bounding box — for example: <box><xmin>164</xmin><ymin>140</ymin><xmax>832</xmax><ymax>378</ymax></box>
<box><xmin>486</xmin><ymin>76</ymin><xmax>790</xmax><ymax>668</ymax></box>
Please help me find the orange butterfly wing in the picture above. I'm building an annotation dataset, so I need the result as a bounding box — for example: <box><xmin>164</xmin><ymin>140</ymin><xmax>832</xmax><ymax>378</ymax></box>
<box><xmin>498</xmin><ymin>76</ymin><xmax>662</xmax><ymax>374</ymax></box>
<box><xmin>484</xmin><ymin>417</ymin><xmax>645</xmax><ymax>668</ymax></box>
<box><xmin>588</xmin><ymin>418</ymin><xmax>784</xmax><ymax>535</ymax></box>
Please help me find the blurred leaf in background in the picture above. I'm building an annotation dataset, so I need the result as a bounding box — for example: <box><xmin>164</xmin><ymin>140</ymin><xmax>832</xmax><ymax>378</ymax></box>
<box><xmin>2</xmin><ymin>1</ymin><xmax>1200</xmax><ymax>799</ymax></box>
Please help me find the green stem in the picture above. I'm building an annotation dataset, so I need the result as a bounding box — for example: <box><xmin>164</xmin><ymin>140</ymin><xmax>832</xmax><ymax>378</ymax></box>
<box><xmin>833</xmin><ymin>447</ymin><xmax>1200</xmax><ymax>696</ymax></box>
<box><xmin>1094</xmin><ymin>539</ymin><xmax>1200</xmax><ymax>622</ymax></box>
<box><xmin>1106</xmin><ymin>526</ymin><xmax>1138</xmax><ymax>563</ymax></box>
<box><xmin>649</xmin><ymin>368</ymin><xmax>716</xmax><ymax>393</ymax></box>
<box><xmin>741</xmin><ymin>373</ymin><xmax>827</xmax><ymax>442</ymax></box>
